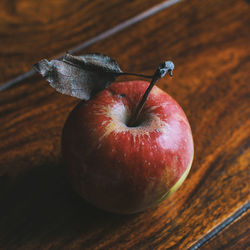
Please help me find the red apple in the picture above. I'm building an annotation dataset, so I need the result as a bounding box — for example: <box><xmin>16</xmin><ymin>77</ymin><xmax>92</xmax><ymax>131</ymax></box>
<box><xmin>62</xmin><ymin>80</ymin><xmax>194</xmax><ymax>214</ymax></box>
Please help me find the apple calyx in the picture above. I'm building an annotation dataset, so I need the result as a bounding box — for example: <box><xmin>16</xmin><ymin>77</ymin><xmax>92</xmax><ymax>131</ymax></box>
<box><xmin>128</xmin><ymin>61</ymin><xmax>174</xmax><ymax>127</ymax></box>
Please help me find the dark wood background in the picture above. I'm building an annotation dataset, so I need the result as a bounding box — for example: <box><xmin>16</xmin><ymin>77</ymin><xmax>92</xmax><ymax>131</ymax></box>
<box><xmin>0</xmin><ymin>0</ymin><xmax>249</xmax><ymax>249</ymax></box>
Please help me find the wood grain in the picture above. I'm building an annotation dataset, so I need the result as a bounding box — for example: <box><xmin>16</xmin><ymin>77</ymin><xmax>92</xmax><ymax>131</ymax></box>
<box><xmin>202</xmin><ymin>208</ymin><xmax>250</xmax><ymax>250</ymax></box>
<box><xmin>189</xmin><ymin>202</ymin><xmax>250</xmax><ymax>250</ymax></box>
<box><xmin>0</xmin><ymin>0</ymin><xmax>249</xmax><ymax>249</ymax></box>
<box><xmin>201</xmin><ymin>208</ymin><xmax>250</xmax><ymax>250</ymax></box>
<box><xmin>0</xmin><ymin>0</ymin><xmax>166</xmax><ymax>85</ymax></box>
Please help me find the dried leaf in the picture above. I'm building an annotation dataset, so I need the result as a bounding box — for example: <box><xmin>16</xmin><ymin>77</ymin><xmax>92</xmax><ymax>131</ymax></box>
<box><xmin>64</xmin><ymin>53</ymin><xmax>123</xmax><ymax>74</ymax></box>
<box><xmin>33</xmin><ymin>53</ymin><xmax>123</xmax><ymax>100</ymax></box>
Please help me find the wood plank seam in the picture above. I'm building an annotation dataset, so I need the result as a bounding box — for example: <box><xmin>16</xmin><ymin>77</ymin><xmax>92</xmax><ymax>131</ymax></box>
<box><xmin>0</xmin><ymin>0</ymin><xmax>183</xmax><ymax>92</ymax></box>
<box><xmin>189</xmin><ymin>202</ymin><xmax>250</xmax><ymax>250</ymax></box>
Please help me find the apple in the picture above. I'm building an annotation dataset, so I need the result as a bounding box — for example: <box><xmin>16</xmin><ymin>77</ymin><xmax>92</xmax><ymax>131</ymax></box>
<box><xmin>33</xmin><ymin>53</ymin><xmax>193</xmax><ymax>214</ymax></box>
<box><xmin>62</xmin><ymin>80</ymin><xmax>194</xmax><ymax>214</ymax></box>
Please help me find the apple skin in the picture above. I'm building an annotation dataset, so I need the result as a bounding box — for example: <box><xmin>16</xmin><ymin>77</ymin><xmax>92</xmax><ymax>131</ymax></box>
<box><xmin>62</xmin><ymin>80</ymin><xmax>194</xmax><ymax>214</ymax></box>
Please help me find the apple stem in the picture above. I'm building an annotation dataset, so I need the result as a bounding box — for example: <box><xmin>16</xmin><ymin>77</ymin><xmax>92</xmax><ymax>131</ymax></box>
<box><xmin>127</xmin><ymin>61</ymin><xmax>174</xmax><ymax>127</ymax></box>
<box><xmin>119</xmin><ymin>72</ymin><xmax>153</xmax><ymax>79</ymax></box>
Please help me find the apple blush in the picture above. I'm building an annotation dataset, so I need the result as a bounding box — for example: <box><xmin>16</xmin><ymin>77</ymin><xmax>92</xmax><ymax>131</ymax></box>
<box><xmin>34</xmin><ymin>53</ymin><xmax>194</xmax><ymax>214</ymax></box>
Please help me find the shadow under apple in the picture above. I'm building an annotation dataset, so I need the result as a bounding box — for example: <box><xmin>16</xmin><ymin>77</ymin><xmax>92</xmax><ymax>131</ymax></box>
<box><xmin>0</xmin><ymin>161</ymin><xmax>138</xmax><ymax>248</ymax></box>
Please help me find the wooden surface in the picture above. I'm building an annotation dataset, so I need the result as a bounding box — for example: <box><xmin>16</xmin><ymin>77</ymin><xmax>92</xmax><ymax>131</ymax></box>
<box><xmin>0</xmin><ymin>0</ymin><xmax>165</xmax><ymax>85</ymax></box>
<box><xmin>202</xmin><ymin>210</ymin><xmax>250</xmax><ymax>250</ymax></box>
<box><xmin>0</xmin><ymin>0</ymin><xmax>249</xmax><ymax>249</ymax></box>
